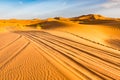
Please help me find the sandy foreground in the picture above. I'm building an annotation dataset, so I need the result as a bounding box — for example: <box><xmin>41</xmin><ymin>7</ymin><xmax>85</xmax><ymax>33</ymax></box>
<box><xmin>0</xmin><ymin>30</ymin><xmax>119</xmax><ymax>80</ymax></box>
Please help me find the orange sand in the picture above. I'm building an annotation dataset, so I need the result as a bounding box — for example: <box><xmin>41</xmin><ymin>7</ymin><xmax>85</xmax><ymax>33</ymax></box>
<box><xmin>0</xmin><ymin>14</ymin><xmax>120</xmax><ymax>80</ymax></box>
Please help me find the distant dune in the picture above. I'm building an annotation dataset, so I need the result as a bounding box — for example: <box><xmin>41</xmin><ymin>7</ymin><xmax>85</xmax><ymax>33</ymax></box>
<box><xmin>0</xmin><ymin>14</ymin><xmax>120</xmax><ymax>30</ymax></box>
<box><xmin>0</xmin><ymin>14</ymin><xmax>120</xmax><ymax>80</ymax></box>
<box><xmin>70</xmin><ymin>14</ymin><xmax>107</xmax><ymax>21</ymax></box>
<box><xmin>0</xmin><ymin>19</ymin><xmax>41</xmax><ymax>31</ymax></box>
<box><xmin>0</xmin><ymin>14</ymin><xmax>120</xmax><ymax>48</ymax></box>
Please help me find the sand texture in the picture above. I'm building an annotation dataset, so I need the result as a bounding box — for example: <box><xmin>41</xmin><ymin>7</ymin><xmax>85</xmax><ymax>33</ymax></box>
<box><xmin>0</xmin><ymin>30</ymin><xmax>119</xmax><ymax>80</ymax></box>
<box><xmin>0</xmin><ymin>14</ymin><xmax>120</xmax><ymax>80</ymax></box>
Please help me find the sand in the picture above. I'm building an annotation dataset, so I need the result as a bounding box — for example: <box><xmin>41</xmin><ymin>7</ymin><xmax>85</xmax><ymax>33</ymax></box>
<box><xmin>0</xmin><ymin>30</ymin><xmax>119</xmax><ymax>80</ymax></box>
<box><xmin>0</xmin><ymin>32</ymin><xmax>68</xmax><ymax>80</ymax></box>
<box><xmin>0</xmin><ymin>14</ymin><xmax>120</xmax><ymax>80</ymax></box>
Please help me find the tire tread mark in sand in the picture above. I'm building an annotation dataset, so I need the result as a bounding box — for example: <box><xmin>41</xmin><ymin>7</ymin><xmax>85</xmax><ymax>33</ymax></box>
<box><xmin>39</xmin><ymin>38</ymin><xmax>118</xmax><ymax>79</ymax></box>
<box><xmin>32</xmin><ymin>34</ymin><xmax>120</xmax><ymax>69</ymax></box>
<box><xmin>28</xmin><ymin>33</ymin><xmax>118</xmax><ymax>79</ymax></box>
<box><xmin>29</xmin><ymin>33</ymin><xmax>120</xmax><ymax>67</ymax></box>
<box><xmin>40</xmin><ymin>31</ymin><xmax>120</xmax><ymax>58</ymax></box>
<box><xmin>31</xmin><ymin>45</ymin><xmax>71</xmax><ymax>80</ymax></box>
<box><xmin>15</xmin><ymin>29</ymin><xmax>118</xmax><ymax>52</ymax></box>
<box><xmin>24</xmin><ymin>34</ymin><xmax>99</xmax><ymax>80</ymax></box>
<box><xmin>16</xmin><ymin>31</ymin><xmax>119</xmax><ymax>79</ymax></box>
<box><xmin>0</xmin><ymin>35</ymin><xmax>22</xmax><ymax>50</ymax></box>
<box><xmin>0</xmin><ymin>41</ymin><xmax>30</xmax><ymax>70</ymax></box>
<box><xmin>23</xmin><ymin>33</ymin><xmax>113</xmax><ymax>80</ymax></box>
<box><xmin>22</xmin><ymin>34</ymin><xmax>86</xmax><ymax>79</ymax></box>
<box><xmin>63</xmin><ymin>31</ymin><xmax>120</xmax><ymax>51</ymax></box>
<box><xmin>21</xmin><ymin>31</ymin><xmax>119</xmax><ymax>58</ymax></box>
<box><xmin>22</xmin><ymin>33</ymin><xmax>96</xmax><ymax>80</ymax></box>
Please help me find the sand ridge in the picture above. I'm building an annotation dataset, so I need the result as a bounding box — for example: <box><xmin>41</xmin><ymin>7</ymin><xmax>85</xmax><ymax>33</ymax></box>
<box><xmin>13</xmin><ymin>31</ymin><xmax>120</xmax><ymax>80</ymax></box>
<box><xmin>0</xmin><ymin>14</ymin><xmax>120</xmax><ymax>80</ymax></box>
<box><xmin>0</xmin><ymin>32</ymin><xmax>68</xmax><ymax>80</ymax></box>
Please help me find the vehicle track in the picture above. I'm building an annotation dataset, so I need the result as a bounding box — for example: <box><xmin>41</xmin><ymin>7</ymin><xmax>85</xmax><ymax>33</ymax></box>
<box><xmin>16</xmin><ymin>31</ymin><xmax>120</xmax><ymax>80</ymax></box>
<box><xmin>0</xmin><ymin>35</ymin><xmax>22</xmax><ymax>50</ymax></box>
<box><xmin>0</xmin><ymin>36</ymin><xmax>30</xmax><ymax>70</ymax></box>
<box><xmin>63</xmin><ymin>31</ymin><xmax>120</xmax><ymax>51</ymax></box>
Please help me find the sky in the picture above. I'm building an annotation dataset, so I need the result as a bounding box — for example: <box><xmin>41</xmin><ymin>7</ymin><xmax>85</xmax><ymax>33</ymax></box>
<box><xmin>0</xmin><ymin>0</ymin><xmax>120</xmax><ymax>19</ymax></box>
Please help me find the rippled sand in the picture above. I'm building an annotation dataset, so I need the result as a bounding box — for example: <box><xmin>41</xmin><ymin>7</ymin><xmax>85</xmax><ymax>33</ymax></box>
<box><xmin>0</xmin><ymin>14</ymin><xmax>120</xmax><ymax>79</ymax></box>
<box><xmin>0</xmin><ymin>29</ymin><xmax>120</xmax><ymax>80</ymax></box>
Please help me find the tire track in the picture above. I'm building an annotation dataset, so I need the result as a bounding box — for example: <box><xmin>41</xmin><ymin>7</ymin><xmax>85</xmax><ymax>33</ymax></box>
<box><xmin>24</xmin><ymin>32</ymin><xmax>120</xmax><ymax>79</ymax></box>
<box><xmin>0</xmin><ymin>36</ymin><xmax>30</xmax><ymax>70</ymax></box>
<box><xmin>0</xmin><ymin>35</ymin><xmax>22</xmax><ymax>50</ymax></box>
<box><xmin>45</xmin><ymin>37</ymin><xmax>120</xmax><ymax>66</ymax></box>
<box><xmin>24</xmin><ymin>34</ymin><xmax>100</xmax><ymax>80</ymax></box>
<box><xmin>41</xmin><ymin>31</ymin><xmax>120</xmax><ymax>57</ymax></box>
<box><xmin>23</xmin><ymin>31</ymin><xmax>120</xmax><ymax>58</ymax></box>
<box><xmin>30</xmin><ymin>33</ymin><xmax>120</xmax><ymax>69</ymax></box>
<box><xmin>63</xmin><ymin>31</ymin><xmax>120</xmax><ymax>51</ymax></box>
<box><xmin>32</xmin><ymin>32</ymin><xmax>120</xmax><ymax>58</ymax></box>
<box><xmin>16</xmin><ymin>31</ymin><xmax>120</xmax><ymax>80</ymax></box>
<box><xmin>27</xmin><ymin>34</ymin><xmax>115</xmax><ymax>80</ymax></box>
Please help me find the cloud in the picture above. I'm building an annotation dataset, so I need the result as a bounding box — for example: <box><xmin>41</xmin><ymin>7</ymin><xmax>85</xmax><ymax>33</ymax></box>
<box><xmin>101</xmin><ymin>0</ymin><xmax>120</xmax><ymax>8</ymax></box>
<box><xmin>0</xmin><ymin>0</ymin><xmax>119</xmax><ymax>19</ymax></box>
<box><xmin>0</xmin><ymin>0</ymin><xmax>93</xmax><ymax>19</ymax></box>
<box><xmin>108</xmin><ymin>0</ymin><xmax>120</xmax><ymax>2</ymax></box>
<box><xmin>94</xmin><ymin>7</ymin><xmax>120</xmax><ymax>18</ymax></box>
<box><xmin>0</xmin><ymin>1</ymin><xmax>69</xmax><ymax>19</ymax></box>
<box><xmin>94</xmin><ymin>0</ymin><xmax>120</xmax><ymax>18</ymax></box>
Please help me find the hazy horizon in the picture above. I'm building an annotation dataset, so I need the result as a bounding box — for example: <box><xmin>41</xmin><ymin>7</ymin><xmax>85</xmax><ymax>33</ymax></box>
<box><xmin>0</xmin><ymin>0</ymin><xmax>120</xmax><ymax>19</ymax></box>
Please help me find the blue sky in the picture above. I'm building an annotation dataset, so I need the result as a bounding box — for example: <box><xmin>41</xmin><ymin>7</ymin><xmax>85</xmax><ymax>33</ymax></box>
<box><xmin>0</xmin><ymin>0</ymin><xmax>120</xmax><ymax>19</ymax></box>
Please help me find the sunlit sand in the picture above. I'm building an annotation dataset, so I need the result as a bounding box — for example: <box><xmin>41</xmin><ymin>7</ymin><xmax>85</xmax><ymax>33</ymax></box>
<box><xmin>0</xmin><ymin>14</ymin><xmax>120</xmax><ymax>80</ymax></box>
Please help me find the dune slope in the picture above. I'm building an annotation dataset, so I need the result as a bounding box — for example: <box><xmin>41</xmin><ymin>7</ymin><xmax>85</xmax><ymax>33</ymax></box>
<box><xmin>0</xmin><ymin>14</ymin><xmax>120</xmax><ymax>80</ymax></box>
<box><xmin>0</xmin><ymin>32</ymin><xmax>68</xmax><ymax>80</ymax></box>
<box><xmin>0</xmin><ymin>31</ymin><xmax>119</xmax><ymax>80</ymax></box>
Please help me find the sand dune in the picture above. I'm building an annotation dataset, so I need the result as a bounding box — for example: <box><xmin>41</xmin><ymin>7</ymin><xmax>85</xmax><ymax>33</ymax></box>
<box><xmin>0</xmin><ymin>30</ymin><xmax>119</xmax><ymax>80</ymax></box>
<box><xmin>0</xmin><ymin>14</ymin><xmax>120</xmax><ymax>80</ymax></box>
<box><xmin>0</xmin><ymin>32</ymin><xmax>68</xmax><ymax>80</ymax></box>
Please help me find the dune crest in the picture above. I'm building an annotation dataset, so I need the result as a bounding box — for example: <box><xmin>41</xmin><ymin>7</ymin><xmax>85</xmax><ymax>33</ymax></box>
<box><xmin>0</xmin><ymin>14</ymin><xmax>120</xmax><ymax>79</ymax></box>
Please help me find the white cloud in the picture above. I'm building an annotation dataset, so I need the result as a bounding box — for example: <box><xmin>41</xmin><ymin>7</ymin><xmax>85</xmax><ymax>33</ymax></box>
<box><xmin>0</xmin><ymin>0</ymin><xmax>119</xmax><ymax>19</ymax></box>
<box><xmin>94</xmin><ymin>0</ymin><xmax>120</xmax><ymax>18</ymax></box>
<box><xmin>0</xmin><ymin>1</ymin><xmax>67</xmax><ymax>19</ymax></box>
<box><xmin>108</xmin><ymin>0</ymin><xmax>120</xmax><ymax>2</ymax></box>
<box><xmin>101</xmin><ymin>0</ymin><xmax>120</xmax><ymax>8</ymax></box>
<box><xmin>95</xmin><ymin>7</ymin><xmax>120</xmax><ymax>18</ymax></box>
<box><xmin>0</xmin><ymin>0</ymin><xmax>90</xmax><ymax>19</ymax></box>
